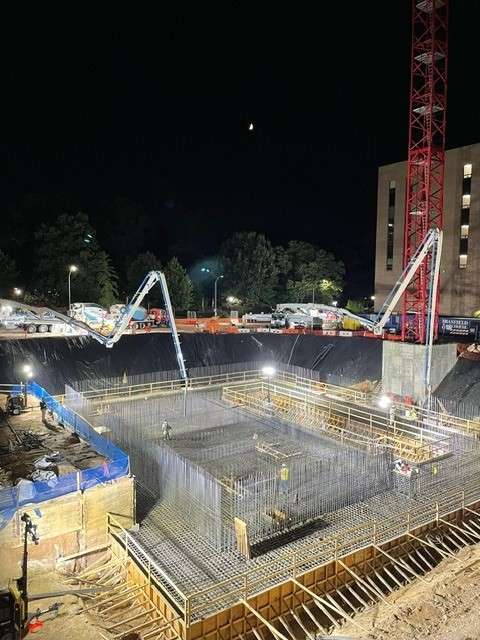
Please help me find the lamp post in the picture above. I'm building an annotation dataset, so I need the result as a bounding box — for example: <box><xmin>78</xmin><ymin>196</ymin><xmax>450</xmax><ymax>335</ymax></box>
<box><xmin>21</xmin><ymin>364</ymin><xmax>33</xmax><ymax>408</ymax></box>
<box><xmin>214</xmin><ymin>275</ymin><xmax>223</xmax><ymax>317</ymax></box>
<box><xmin>13</xmin><ymin>287</ymin><xmax>22</xmax><ymax>298</ymax></box>
<box><xmin>200</xmin><ymin>267</ymin><xmax>211</xmax><ymax>310</ymax></box>
<box><xmin>262</xmin><ymin>365</ymin><xmax>276</xmax><ymax>405</ymax></box>
<box><xmin>68</xmin><ymin>265</ymin><xmax>78</xmax><ymax>315</ymax></box>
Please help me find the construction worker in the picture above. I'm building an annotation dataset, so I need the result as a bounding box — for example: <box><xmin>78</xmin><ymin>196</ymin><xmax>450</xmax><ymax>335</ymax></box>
<box><xmin>279</xmin><ymin>463</ymin><xmax>289</xmax><ymax>495</ymax></box>
<box><xmin>39</xmin><ymin>399</ymin><xmax>47</xmax><ymax>423</ymax></box>
<box><xmin>162</xmin><ymin>419</ymin><xmax>172</xmax><ymax>441</ymax></box>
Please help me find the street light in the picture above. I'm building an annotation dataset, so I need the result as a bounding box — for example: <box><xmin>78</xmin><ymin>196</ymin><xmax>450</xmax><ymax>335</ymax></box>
<box><xmin>370</xmin><ymin>295</ymin><xmax>375</xmax><ymax>301</ymax></box>
<box><xmin>214</xmin><ymin>275</ymin><xmax>224</xmax><ymax>317</ymax></box>
<box><xmin>68</xmin><ymin>265</ymin><xmax>78</xmax><ymax>315</ymax></box>
<box><xmin>332</xmin><ymin>300</ymin><xmax>338</xmax><ymax>307</ymax></box>
<box><xmin>13</xmin><ymin>288</ymin><xmax>22</xmax><ymax>297</ymax></box>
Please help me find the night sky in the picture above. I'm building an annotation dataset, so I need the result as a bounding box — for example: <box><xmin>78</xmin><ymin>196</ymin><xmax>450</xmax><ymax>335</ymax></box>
<box><xmin>3</xmin><ymin>3</ymin><xmax>480</xmax><ymax>300</ymax></box>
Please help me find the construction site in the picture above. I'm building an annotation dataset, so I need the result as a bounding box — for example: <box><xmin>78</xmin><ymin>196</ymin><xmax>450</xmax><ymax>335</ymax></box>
<box><xmin>4</xmin><ymin>1</ymin><xmax>480</xmax><ymax>639</ymax></box>
<box><xmin>1</xmin><ymin>339</ymin><xmax>480</xmax><ymax>640</ymax></box>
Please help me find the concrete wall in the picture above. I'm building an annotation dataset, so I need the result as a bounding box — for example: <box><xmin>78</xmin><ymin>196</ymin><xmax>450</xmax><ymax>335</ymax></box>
<box><xmin>374</xmin><ymin>142</ymin><xmax>480</xmax><ymax>316</ymax></box>
<box><xmin>0</xmin><ymin>475</ymin><xmax>134</xmax><ymax>587</ymax></box>
<box><xmin>382</xmin><ymin>341</ymin><xmax>457</xmax><ymax>402</ymax></box>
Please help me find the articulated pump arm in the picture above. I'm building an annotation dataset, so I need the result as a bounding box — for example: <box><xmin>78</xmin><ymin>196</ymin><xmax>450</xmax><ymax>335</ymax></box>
<box><xmin>105</xmin><ymin>271</ymin><xmax>187</xmax><ymax>379</ymax></box>
<box><xmin>309</xmin><ymin>227</ymin><xmax>443</xmax><ymax>337</ymax></box>
<box><xmin>1</xmin><ymin>271</ymin><xmax>187</xmax><ymax>381</ymax></box>
<box><xmin>104</xmin><ymin>271</ymin><xmax>187</xmax><ymax>380</ymax></box>
<box><xmin>372</xmin><ymin>227</ymin><xmax>443</xmax><ymax>335</ymax></box>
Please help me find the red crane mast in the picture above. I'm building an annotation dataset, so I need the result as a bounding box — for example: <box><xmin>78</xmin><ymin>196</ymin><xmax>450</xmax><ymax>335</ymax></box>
<box><xmin>401</xmin><ymin>0</ymin><xmax>448</xmax><ymax>343</ymax></box>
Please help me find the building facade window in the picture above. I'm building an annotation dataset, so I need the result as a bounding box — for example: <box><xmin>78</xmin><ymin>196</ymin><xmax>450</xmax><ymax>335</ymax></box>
<box><xmin>459</xmin><ymin>163</ymin><xmax>472</xmax><ymax>269</ymax></box>
<box><xmin>386</xmin><ymin>180</ymin><xmax>395</xmax><ymax>270</ymax></box>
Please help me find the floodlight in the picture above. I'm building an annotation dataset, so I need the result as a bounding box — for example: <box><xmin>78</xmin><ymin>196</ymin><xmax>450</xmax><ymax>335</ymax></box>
<box><xmin>262</xmin><ymin>366</ymin><xmax>276</xmax><ymax>377</ymax></box>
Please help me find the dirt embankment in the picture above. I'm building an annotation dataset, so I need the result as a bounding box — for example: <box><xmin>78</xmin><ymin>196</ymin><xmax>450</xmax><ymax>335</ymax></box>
<box><xmin>336</xmin><ymin>543</ymin><xmax>480</xmax><ymax>640</ymax></box>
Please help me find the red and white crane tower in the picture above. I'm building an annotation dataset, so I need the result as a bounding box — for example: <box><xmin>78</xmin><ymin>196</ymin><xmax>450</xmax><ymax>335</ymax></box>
<box><xmin>401</xmin><ymin>0</ymin><xmax>449</xmax><ymax>343</ymax></box>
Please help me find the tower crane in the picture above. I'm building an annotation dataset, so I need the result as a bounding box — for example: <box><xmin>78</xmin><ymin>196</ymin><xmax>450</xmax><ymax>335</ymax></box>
<box><xmin>401</xmin><ymin>0</ymin><xmax>448</xmax><ymax>343</ymax></box>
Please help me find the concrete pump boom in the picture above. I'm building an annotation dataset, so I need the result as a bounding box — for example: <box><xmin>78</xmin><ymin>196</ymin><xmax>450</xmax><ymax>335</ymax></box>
<box><xmin>1</xmin><ymin>271</ymin><xmax>188</xmax><ymax>382</ymax></box>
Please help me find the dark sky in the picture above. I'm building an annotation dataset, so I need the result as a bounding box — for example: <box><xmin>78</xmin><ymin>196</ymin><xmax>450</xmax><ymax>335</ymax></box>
<box><xmin>3</xmin><ymin>2</ymin><xmax>480</xmax><ymax>299</ymax></box>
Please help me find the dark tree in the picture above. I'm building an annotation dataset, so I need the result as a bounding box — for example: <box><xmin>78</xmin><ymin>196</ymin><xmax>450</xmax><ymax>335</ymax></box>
<box><xmin>33</xmin><ymin>212</ymin><xmax>118</xmax><ymax>307</ymax></box>
<box><xmin>0</xmin><ymin>251</ymin><xmax>19</xmax><ymax>297</ymax></box>
<box><xmin>163</xmin><ymin>257</ymin><xmax>193</xmax><ymax>310</ymax></box>
<box><xmin>126</xmin><ymin>252</ymin><xmax>162</xmax><ymax>293</ymax></box>
<box><xmin>285</xmin><ymin>241</ymin><xmax>344</xmax><ymax>304</ymax></box>
<box><xmin>220</xmin><ymin>232</ymin><xmax>278</xmax><ymax>308</ymax></box>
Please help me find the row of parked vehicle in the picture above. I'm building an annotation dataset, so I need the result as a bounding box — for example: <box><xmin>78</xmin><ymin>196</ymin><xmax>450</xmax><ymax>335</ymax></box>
<box><xmin>0</xmin><ymin>301</ymin><xmax>168</xmax><ymax>335</ymax></box>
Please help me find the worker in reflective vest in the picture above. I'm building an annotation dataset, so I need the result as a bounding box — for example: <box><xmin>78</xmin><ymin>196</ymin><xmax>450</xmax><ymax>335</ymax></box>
<box><xmin>279</xmin><ymin>463</ymin><xmax>289</xmax><ymax>494</ymax></box>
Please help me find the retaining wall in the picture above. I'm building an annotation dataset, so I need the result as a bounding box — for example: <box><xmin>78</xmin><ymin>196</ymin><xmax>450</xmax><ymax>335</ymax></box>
<box><xmin>0</xmin><ymin>333</ymin><xmax>383</xmax><ymax>394</ymax></box>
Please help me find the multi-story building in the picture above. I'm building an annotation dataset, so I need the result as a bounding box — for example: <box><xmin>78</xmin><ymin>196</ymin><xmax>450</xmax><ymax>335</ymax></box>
<box><xmin>374</xmin><ymin>142</ymin><xmax>480</xmax><ymax>317</ymax></box>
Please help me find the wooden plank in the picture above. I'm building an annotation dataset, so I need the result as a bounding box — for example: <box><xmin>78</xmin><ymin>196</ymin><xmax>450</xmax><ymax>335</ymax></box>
<box><xmin>301</xmin><ymin>602</ymin><xmax>328</xmax><ymax>634</ymax></box>
<box><xmin>290</xmin><ymin>609</ymin><xmax>315</xmax><ymax>640</ymax></box>
<box><xmin>112</xmin><ymin>616</ymin><xmax>168</xmax><ymax>639</ymax></box>
<box><xmin>234</xmin><ymin>518</ymin><xmax>251</xmax><ymax>560</ymax></box>
<box><xmin>371</xmin><ymin>569</ymin><xmax>394</xmax><ymax>594</ymax></box>
<box><xmin>82</xmin><ymin>583</ymin><xmax>146</xmax><ymax>613</ymax></box>
<box><xmin>382</xmin><ymin>566</ymin><xmax>404</xmax><ymax>590</ymax></box>
<box><xmin>337</xmin><ymin>560</ymin><xmax>392</xmax><ymax>606</ymax></box>
<box><xmin>406</xmin><ymin>551</ymin><xmax>429</xmax><ymax>575</ymax></box>
<box><xmin>57</xmin><ymin>543</ymin><xmax>110</xmax><ymax>562</ymax></box>
<box><xmin>446</xmin><ymin>528</ymin><xmax>470</xmax><ymax>549</ymax></box>
<box><xmin>109</xmin><ymin>606</ymin><xmax>156</xmax><ymax>629</ymax></box>
<box><xmin>373</xmin><ymin>544</ymin><xmax>428</xmax><ymax>583</ymax></box>
<box><xmin>442</xmin><ymin>518</ymin><xmax>479</xmax><ymax>542</ymax></box>
<box><xmin>336</xmin><ymin>587</ymin><xmax>359</xmax><ymax>613</ymax></box>
<box><xmin>97</xmin><ymin>586</ymin><xmax>147</xmax><ymax>615</ymax></box>
<box><xmin>415</xmin><ymin>547</ymin><xmax>435</xmax><ymax>571</ymax></box>
<box><xmin>462</xmin><ymin>520</ymin><xmax>480</xmax><ymax>541</ymax></box>
<box><xmin>345</xmin><ymin>583</ymin><xmax>370</xmax><ymax>609</ymax></box>
<box><xmin>241</xmin><ymin>600</ymin><xmax>290</xmax><ymax>640</ymax></box>
<box><xmin>407</xmin><ymin>533</ymin><xmax>456</xmax><ymax>560</ymax></box>
<box><xmin>323</xmin><ymin>593</ymin><xmax>369</xmax><ymax>633</ymax></box>
<box><xmin>277</xmin><ymin>615</ymin><xmax>297</xmax><ymax>640</ymax></box>
<box><xmin>311</xmin><ymin>598</ymin><xmax>340</xmax><ymax>630</ymax></box>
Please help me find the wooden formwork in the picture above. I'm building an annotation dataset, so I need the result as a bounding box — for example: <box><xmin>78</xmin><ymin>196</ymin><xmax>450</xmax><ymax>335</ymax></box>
<box><xmin>107</xmin><ymin>500</ymin><xmax>480</xmax><ymax>640</ymax></box>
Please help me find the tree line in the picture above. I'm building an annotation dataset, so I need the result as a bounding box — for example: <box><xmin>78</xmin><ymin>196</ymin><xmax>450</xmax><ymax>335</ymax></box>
<box><xmin>0</xmin><ymin>212</ymin><xmax>346</xmax><ymax>312</ymax></box>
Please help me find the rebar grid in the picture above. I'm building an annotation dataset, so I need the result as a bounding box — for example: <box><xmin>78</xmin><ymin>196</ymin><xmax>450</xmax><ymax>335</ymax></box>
<box><xmin>71</xmin><ymin>385</ymin><xmax>393</xmax><ymax>549</ymax></box>
<box><xmin>63</xmin><ymin>377</ymin><xmax>480</xmax><ymax>621</ymax></box>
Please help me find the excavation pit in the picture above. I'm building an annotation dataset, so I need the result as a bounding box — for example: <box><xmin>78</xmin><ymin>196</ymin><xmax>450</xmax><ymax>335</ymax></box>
<box><xmin>63</xmin><ymin>365</ymin><xmax>480</xmax><ymax>624</ymax></box>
